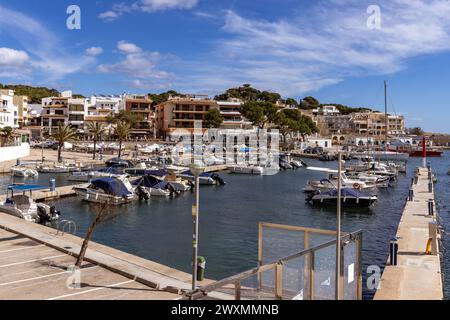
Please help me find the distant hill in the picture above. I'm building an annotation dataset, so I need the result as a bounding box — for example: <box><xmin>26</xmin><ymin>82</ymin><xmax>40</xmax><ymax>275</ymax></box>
<box><xmin>0</xmin><ymin>83</ymin><xmax>60</xmax><ymax>104</ymax></box>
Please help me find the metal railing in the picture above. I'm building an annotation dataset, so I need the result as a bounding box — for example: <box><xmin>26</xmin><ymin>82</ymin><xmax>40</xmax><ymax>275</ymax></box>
<box><xmin>184</xmin><ymin>227</ymin><xmax>363</xmax><ymax>300</ymax></box>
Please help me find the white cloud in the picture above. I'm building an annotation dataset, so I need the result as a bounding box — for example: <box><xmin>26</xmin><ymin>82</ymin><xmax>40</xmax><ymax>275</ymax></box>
<box><xmin>99</xmin><ymin>0</ymin><xmax>198</xmax><ymax>21</ymax></box>
<box><xmin>0</xmin><ymin>47</ymin><xmax>31</xmax><ymax>77</ymax></box>
<box><xmin>117</xmin><ymin>41</ymin><xmax>142</xmax><ymax>54</ymax></box>
<box><xmin>0</xmin><ymin>47</ymin><xmax>30</xmax><ymax>66</ymax></box>
<box><xmin>177</xmin><ymin>1</ymin><xmax>450</xmax><ymax>96</ymax></box>
<box><xmin>99</xmin><ymin>41</ymin><xmax>173</xmax><ymax>80</ymax></box>
<box><xmin>85</xmin><ymin>47</ymin><xmax>104</xmax><ymax>56</ymax></box>
<box><xmin>139</xmin><ymin>0</ymin><xmax>198</xmax><ymax>12</ymax></box>
<box><xmin>0</xmin><ymin>5</ymin><xmax>96</xmax><ymax>81</ymax></box>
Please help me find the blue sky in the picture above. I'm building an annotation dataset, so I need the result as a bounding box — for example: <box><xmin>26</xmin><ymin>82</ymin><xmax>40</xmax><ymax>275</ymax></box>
<box><xmin>1</xmin><ymin>0</ymin><xmax>450</xmax><ymax>133</ymax></box>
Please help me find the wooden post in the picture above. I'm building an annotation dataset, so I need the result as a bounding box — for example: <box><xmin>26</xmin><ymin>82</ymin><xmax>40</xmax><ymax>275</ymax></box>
<box><xmin>309</xmin><ymin>251</ymin><xmax>315</xmax><ymax>300</ymax></box>
<box><xmin>234</xmin><ymin>280</ymin><xmax>241</xmax><ymax>300</ymax></box>
<box><xmin>275</xmin><ymin>263</ymin><xmax>283</xmax><ymax>300</ymax></box>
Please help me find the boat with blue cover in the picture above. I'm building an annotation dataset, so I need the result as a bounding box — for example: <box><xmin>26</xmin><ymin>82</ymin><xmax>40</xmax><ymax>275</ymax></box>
<box><xmin>73</xmin><ymin>176</ymin><xmax>135</xmax><ymax>204</ymax></box>
<box><xmin>306</xmin><ymin>188</ymin><xmax>378</xmax><ymax>207</ymax></box>
<box><xmin>0</xmin><ymin>184</ymin><xmax>60</xmax><ymax>223</ymax></box>
<box><xmin>132</xmin><ymin>175</ymin><xmax>177</xmax><ymax>198</ymax></box>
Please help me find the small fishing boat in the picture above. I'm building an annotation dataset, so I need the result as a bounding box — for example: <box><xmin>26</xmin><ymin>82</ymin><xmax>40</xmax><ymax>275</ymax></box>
<box><xmin>36</xmin><ymin>163</ymin><xmax>78</xmax><ymax>174</ymax></box>
<box><xmin>177</xmin><ymin>171</ymin><xmax>226</xmax><ymax>186</ymax></box>
<box><xmin>306</xmin><ymin>188</ymin><xmax>378</xmax><ymax>207</ymax></box>
<box><xmin>73</xmin><ymin>176</ymin><xmax>135</xmax><ymax>204</ymax></box>
<box><xmin>228</xmin><ymin>165</ymin><xmax>264</xmax><ymax>175</ymax></box>
<box><xmin>11</xmin><ymin>167</ymin><xmax>39</xmax><ymax>178</ymax></box>
<box><xmin>0</xmin><ymin>185</ymin><xmax>60</xmax><ymax>223</ymax></box>
<box><xmin>68</xmin><ymin>170</ymin><xmax>122</xmax><ymax>182</ymax></box>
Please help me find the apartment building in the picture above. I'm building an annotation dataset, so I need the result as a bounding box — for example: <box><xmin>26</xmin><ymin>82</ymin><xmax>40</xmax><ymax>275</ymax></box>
<box><xmin>124</xmin><ymin>94</ymin><xmax>154</xmax><ymax>139</ymax></box>
<box><xmin>155</xmin><ymin>95</ymin><xmax>218</xmax><ymax>139</ymax></box>
<box><xmin>13</xmin><ymin>95</ymin><xmax>29</xmax><ymax>127</ymax></box>
<box><xmin>0</xmin><ymin>89</ymin><xmax>19</xmax><ymax>129</ymax></box>
<box><xmin>84</xmin><ymin>95</ymin><xmax>123</xmax><ymax>129</ymax></box>
<box><xmin>351</xmin><ymin>112</ymin><xmax>405</xmax><ymax>137</ymax></box>
<box><xmin>41</xmin><ymin>91</ymin><xmax>87</xmax><ymax>135</ymax></box>
<box><xmin>217</xmin><ymin>98</ymin><xmax>253</xmax><ymax>130</ymax></box>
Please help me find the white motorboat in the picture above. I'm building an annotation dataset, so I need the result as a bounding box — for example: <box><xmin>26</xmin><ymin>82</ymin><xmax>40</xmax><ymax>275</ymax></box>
<box><xmin>177</xmin><ymin>171</ymin><xmax>226</xmax><ymax>186</ymax></box>
<box><xmin>228</xmin><ymin>165</ymin><xmax>264</xmax><ymax>175</ymax></box>
<box><xmin>306</xmin><ymin>188</ymin><xmax>378</xmax><ymax>207</ymax></box>
<box><xmin>73</xmin><ymin>176</ymin><xmax>136</xmax><ymax>204</ymax></box>
<box><xmin>0</xmin><ymin>185</ymin><xmax>60</xmax><ymax>223</ymax></box>
<box><xmin>68</xmin><ymin>171</ymin><xmax>123</xmax><ymax>182</ymax></box>
<box><xmin>351</xmin><ymin>151</ymin><xmax>409</xmax><ymax>162</ymax></box>
<box><xmin>133</xmin><ymin>175</ymin><xmax>175</xmax><ymax>198</ymax></box>
<box><xmin>11</xmin><ymin>167</ymin><xmax>39</xmax><ymax>178</ymax></box>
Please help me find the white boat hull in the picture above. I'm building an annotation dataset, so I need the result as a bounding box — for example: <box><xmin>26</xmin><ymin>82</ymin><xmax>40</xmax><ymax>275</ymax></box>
<box><xmin>73</xmin><ymin>187</ymin><xmax>135</xmax><ymax>204</ymax></box>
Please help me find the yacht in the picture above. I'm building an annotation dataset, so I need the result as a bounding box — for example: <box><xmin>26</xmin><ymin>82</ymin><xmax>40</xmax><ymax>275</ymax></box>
<box><xmin>228</xmin><ymin>165</ymin><xmax>264</xmax><ymax>175</ymax></box>
<box><xmin>73</xmin><ymin>176</ymin><xmax>136</xmax><ymax>204</ymax></box>
<box><xmin>132</xmin><ymin>175</ymin><xmax>176</xmax><ymax>198</ymax></box>
<box><xmin>11</xmin><ymin>167</ymin><xmax>39</xmax><ymax>178</ymax></box>
<box><xmin>177</xmin><ymin>171</ymin><xmax>226</xmax><ymax>186</ymax></box>
<box><xmin>0</xmin><ymin>184</ymin><xmax>60</xmax><ymax>223</ymax></box>
<box><xmin>306</xmin><ymin>188</ymin><xmax>378</xmax><ymax>207</ymax></box>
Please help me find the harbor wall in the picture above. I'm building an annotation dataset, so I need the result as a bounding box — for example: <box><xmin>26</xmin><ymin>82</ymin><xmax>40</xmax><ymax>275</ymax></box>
<box><xmin>0</xmin><ymin>143</ymin><xmax>30</xmax><ymax>162</ymax></box>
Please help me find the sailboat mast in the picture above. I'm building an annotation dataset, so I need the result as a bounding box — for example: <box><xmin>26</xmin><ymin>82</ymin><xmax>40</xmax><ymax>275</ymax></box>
<box><xmin>384</xmin><ymin>80</ymin><xmax>388</xmax><ymax>152</ymax></box>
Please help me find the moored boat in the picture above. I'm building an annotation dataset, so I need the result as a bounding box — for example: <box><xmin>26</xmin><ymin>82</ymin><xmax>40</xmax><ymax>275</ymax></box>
<box><xmin>0</xmin><ymin>184</ymin><xmax>60</xmax><ymax>223</ymax></box>
<box><xmin>73</xmin><ymin>176</ymin><xmax>135</xmax><ymax>204</ymax></box>
<box><xmin>228</xmin><ymin>165</ymin><xmax>264</xmax><ymax>175</ymax></box>
<box><xmin>306</xmin><ymin>188</ymin><xmax>378</xmax><ymax>207</ymax></box>
<box><xmin>11</xmin><ymin>167</ymin><xmax>39</xmax><ymax>178</ymax></box>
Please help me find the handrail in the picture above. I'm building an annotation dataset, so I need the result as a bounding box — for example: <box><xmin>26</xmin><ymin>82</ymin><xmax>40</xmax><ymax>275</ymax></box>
<box><xmin>185</xmin><ymin>230</ymin><xmax>363</xmax><ymax>300</ymax></box>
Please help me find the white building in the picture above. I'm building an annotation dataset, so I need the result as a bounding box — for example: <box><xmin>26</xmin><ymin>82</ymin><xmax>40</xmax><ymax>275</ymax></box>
<box><xmin>216</xmin><ymin>98</ymin><xmax>253</xmax><ymax>129</ymax></box>
<box><xmin>0</xmin><ymin>89</ymin><xmax>19</xmax><ymax>129</ymax></box>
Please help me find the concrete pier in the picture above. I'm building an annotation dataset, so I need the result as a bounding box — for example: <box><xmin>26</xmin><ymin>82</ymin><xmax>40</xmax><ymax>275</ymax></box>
<box><xmin>374</xmin><ymin>167</ymin><xmax>443</xmax><ymax>300</ymax></box>
<box><xmin>0</xmin><ymin>213</ymin><xmax>211</xmax><ymax>300</ymax></box>
<box><xmin>0</xmin><ymin>184</ymin><xmax>81</xmax><ymax>202</ymax></box>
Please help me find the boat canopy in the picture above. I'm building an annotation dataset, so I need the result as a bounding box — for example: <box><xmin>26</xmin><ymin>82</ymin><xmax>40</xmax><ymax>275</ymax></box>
<box><xmin>7</xmin><ymin>184</ymin><xmax>47</xmax><ymax>192</ymax></box>
<box><xmin>133</xmin><ymin>175</ymin><xmax>169</xmax><ymax>190</ymax></box>
<box><xmin>90</xmin><ymin>178</ymin><xmax>133</xmax><ymax>197</ymax></box>
<box><xmin>181</xmin><ymin>170</ymin><xmax>214</xmax><ymax>178</ymax></box>
<box><xmin>322</xmin><ymin>188</ymin><xmax>362</xmax><ymax>197</ymax></box>
<box><xmin>144</xmin><ymin>169</ymin><xmax>168</xmax><ymax>177</ymax></box>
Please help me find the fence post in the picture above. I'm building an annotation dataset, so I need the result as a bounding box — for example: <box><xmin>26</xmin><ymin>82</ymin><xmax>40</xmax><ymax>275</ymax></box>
<box><xmin>275</xmin><ymin>263</ymin><xmax>283</xmax><ymax>300</ymax></box>
<box><xmin>234</xmin><ymin>280</ymin><xmax>241</xmax><ymax>300</ymax></box>
<box><xmin>356</xmin><ymin>233</ymin><xmax>363</xmax><ymax>300</ymax></box>
<box><xmin>309</xmin><ymin>251</ymin><xmax>315</xmax><ymax>300</ymax></box>
<box><xmin>337</xmin><ymin>240</ymin><xmax>345</xmax><ymax>300</ymax></box>
<box><xmin>257</xmin><ymin>223</ymin><xmax>263</xmax><ymax>291</ymax></box>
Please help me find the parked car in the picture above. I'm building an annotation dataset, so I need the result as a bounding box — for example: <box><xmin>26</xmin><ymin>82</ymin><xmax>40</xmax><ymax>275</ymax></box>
<box><xmin>303</xmin><ymin>146</ymin><xmax>324</xmax><ymax>154</ymax></box>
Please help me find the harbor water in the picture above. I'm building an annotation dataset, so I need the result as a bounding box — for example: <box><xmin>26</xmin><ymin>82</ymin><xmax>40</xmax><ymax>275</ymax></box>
<box><xmin>1</xmin><ymin>152</ymin><xmax>449</xmax><ymax>299</ymax></box>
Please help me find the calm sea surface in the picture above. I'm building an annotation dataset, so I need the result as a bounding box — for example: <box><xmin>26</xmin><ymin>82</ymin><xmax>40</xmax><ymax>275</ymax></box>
<box><xmin>1</xmin><ymin>152</ymin><xmax>449</xmax><ymax>299</ymax></box>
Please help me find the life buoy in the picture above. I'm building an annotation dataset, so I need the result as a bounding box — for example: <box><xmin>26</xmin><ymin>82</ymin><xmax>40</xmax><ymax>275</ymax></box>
<box><xmin>353</xmin><ymin>183</ymin><xmax>361</xmax><ymax>190</ymax></box>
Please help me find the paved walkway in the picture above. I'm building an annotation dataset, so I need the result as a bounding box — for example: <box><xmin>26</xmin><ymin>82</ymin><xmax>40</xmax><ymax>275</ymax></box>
<box><xmin>0</xmin><ymin>213</ymin><xmax>211</xmax><ymax>300</ymax></box>
<box><xmin>374</xmin><ymin>167</ymin><xmax>443</xmax><ymax>300</ymax></box>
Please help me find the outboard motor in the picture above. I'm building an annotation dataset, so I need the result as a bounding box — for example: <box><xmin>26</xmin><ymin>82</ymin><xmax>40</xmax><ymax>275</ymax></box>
<box><xmin>211</xmin><ymin>174</ymin><xmax>226</xmax><ymax>186</ymax></box>
<box><xmin>187</xmin><ymin>180</ymin><xmax>195</xmax><ymax>191</ymax></box>
<box><xmin>50</xmin><ymin>206</ymin><xmax>61</xmax><ymax>221</ymax></box>
<box><xmin>136</xmin><ymin>186</ymin><xmax>150</xmax><ymax>201</ymax></box>
<box><xmin>167</xmin><ymin>184</ymin><xmax>180</xmax><ymax>197</ymax></box>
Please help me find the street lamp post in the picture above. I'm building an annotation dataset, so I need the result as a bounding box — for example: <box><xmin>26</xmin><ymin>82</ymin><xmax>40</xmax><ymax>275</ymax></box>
<box><xmin>190</xmin><ymin>163</ymin><xmax>205</xmax><ymax>291</ymax></box>
<box><xmin>335</xmin><ymin>152</ymin><xmax>342</xmax><ymax>300</ymax></box>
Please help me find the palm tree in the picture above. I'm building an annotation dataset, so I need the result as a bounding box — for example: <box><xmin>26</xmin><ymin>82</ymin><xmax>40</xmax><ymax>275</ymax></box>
<box><xmin>0</xmin><ymin>126</ymin><xmax>14</xmax><ymax>147</ymax></box>
<box><xmin>86</xmin><ymin>122</ymin><xmax>106</xmax><ymax>160</ymax></box>
<box><xmin>115</xmin><ymin>120</ymin><xmax>131</xmax><ymax>158</ymax></box>
<box><xmin>52</xmin><ymin>124</ymin><xmax>77</xmax><ymax>163</ymax></box>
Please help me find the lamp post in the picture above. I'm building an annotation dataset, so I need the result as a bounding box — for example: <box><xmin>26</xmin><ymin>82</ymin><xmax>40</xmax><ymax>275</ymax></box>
<box><xmin>335</xmin><ymin>152</ymin><xmax>342</xmax><ymax>300</ymax></box>
<box><xmin>190</xmin><ymin>163</ymin><xmax>205</xmax><ymax>290</ymax></box>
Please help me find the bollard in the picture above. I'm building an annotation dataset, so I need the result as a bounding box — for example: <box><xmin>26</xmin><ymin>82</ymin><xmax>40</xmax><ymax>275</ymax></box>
<box><xmin>390</xmin><ymin>238</ymin><xmax>399</xmax><ymax>266</ymax></box>
<box><xmin>428</xmin><ymin>200</ymin><xmax>434</xmax><ymax>216</ymax></box>
<box><xmin>196</xmin><ymin>256</ymin><xmax>206</xmax><ymax>281</ymax></box>
<box><xmin>50</xmin><ymin>179</ymin><xmax>56</xmax><ymax>192</ymax></box>
<box><xmin>408</xmin><ymin>189</ymin><xmax>414</xmax><ymax>201</ymax></box>
<box><xmin>428</xmin><ymin>182</ymin><xmax>433</xmax><ymax>193</ymax></box>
